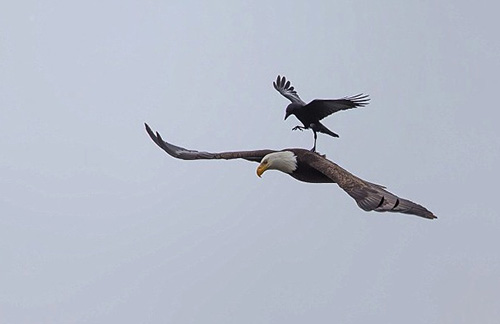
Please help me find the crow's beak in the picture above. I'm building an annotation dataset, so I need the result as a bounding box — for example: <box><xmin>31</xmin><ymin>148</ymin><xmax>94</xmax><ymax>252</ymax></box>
<box><xmin>284</xmin><ymin>112</ymin><xmax>290</xmax><ymax>120</ymax></box>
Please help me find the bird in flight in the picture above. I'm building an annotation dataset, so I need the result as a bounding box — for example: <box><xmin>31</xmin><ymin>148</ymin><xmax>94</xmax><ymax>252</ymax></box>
<box><xmin>273</xmin><ymin>75</ymin><xmax>369</xmax><ymax>152</ymax></box>
<box><xmin>145</xmin><ymin>123</ymin><xmax>436</xmax><ymax>220</ymax></box>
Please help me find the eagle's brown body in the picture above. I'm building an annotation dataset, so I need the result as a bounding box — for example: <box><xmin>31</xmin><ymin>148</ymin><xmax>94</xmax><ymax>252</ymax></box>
<box><xmin>145</xmin><ymin>123</ymin><xmax>436</xmax><ymax>220</ymax></box>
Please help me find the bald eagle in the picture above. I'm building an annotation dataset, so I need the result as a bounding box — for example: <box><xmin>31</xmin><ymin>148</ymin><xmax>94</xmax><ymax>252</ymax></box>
<box><xmin>145</xmin><ymin>123</ymin><xmax>436</xmax><ymax>220</ymax></box>
<box><xmin>274</xmin><ymin>75</ymin><xmax>369</xmax><ymax>151</ymax></box>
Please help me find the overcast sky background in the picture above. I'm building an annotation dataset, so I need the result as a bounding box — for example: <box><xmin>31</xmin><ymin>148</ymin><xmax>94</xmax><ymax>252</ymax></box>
<box><xmin>1</xmin><ymin>1</ymin><xmax>499</xmax><ymax>323</ymax></box>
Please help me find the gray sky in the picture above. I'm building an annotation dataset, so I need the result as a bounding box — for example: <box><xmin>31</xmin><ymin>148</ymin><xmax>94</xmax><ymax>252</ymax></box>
<box><xmin>1</xmin><ymin>0</ymin><xmax>499</xmax><ymax>323</ymax></box>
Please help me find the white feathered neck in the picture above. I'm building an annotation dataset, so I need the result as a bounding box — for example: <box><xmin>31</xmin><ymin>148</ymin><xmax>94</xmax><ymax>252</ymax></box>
<box><xmin>261</xmin><ymin>151</ymin><xmax>297</xmax><ymax>174</ymax></box>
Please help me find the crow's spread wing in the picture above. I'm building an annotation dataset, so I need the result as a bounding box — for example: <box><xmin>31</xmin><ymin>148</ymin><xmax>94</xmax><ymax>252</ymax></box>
<box><xmin>306</xmin><ymin>94</ymin><xmax>370</xmax><ymax>120</ymax></box>
<box><xmin>273</xmin><ymin>75</ymin><xmax>306</xmax><ymax>105</ymax></box>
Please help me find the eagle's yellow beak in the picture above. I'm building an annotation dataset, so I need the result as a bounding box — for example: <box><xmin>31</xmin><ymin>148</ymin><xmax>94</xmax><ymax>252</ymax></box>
<box><xmin>256</xmin><ymin>163</ymin><xmax>268</xmax><ymax>178</ymax></box>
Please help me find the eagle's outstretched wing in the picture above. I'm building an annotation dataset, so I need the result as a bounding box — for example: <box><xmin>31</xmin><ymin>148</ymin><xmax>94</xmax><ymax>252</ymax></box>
<box><xmin>145</xmin><ymin>123</ymin><xmax>275</xmax><ymax>162</ymax></box>
<box><xmin>303</xmin><ymin>151</ymin><xmax>436</xmax><ymax>219</ymax></box>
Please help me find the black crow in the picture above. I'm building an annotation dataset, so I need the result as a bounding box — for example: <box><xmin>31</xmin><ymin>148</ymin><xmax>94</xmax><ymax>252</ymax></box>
<box><xmin>273</xmin><ymin>75</ymin><xmax>369</xmax><ymax>151</ymax></box>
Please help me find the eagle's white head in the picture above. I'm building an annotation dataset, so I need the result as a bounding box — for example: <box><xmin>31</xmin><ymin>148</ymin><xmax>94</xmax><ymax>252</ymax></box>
<box><xmin>256</xmin><ymin>151</ymin><xmax>297</xmax><ymax>177</ymax></box>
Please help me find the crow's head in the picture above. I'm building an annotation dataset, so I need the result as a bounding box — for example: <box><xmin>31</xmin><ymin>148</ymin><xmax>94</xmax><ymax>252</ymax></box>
<box><xmin>284</xmin><ymin>103</ymin><xmax>301</xmax><ymax>120</ymax></box>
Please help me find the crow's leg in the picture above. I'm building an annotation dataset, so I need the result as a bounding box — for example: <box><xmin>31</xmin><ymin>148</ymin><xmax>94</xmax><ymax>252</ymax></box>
<box><xmin>292</xmin><ymin>125</ymin><xmax>305</xmax><ymax>131</ymax></box>
<box><xmin>311</xmin><ymin>131</ymin><xmax>318</xmax><ymax>152</ymax></box>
